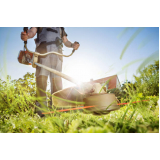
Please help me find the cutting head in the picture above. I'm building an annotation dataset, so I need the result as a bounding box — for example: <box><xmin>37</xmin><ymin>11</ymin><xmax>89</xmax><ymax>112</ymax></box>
<box><xmin>52</xmin><ymin>86</ymin><xmax>120</xmax><ymax>115</ymax></box>
<box><xmin>83</xmin><ymin>93</ymin><xmax>120</xmax><ymax>115</ymax></box>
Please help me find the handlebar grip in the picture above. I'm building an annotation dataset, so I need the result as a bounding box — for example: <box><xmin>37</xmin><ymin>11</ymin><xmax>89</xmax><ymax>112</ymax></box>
<box><xmin>23</xmin><ymin>27</ymin><xmax>28</xmax><ymax>44</ymax></box>
<box><xmin>71</xmin><ymin>41</ymin><xmax>79</xmax><ymax>53</ymax></box>
<box><xmin>72</xmin><ymin>49</ymin><xmax>76</xmax><ymax>53</ymax></box>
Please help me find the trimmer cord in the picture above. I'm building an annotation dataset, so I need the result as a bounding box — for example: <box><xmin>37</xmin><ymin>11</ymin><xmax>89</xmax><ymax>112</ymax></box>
<box><xmin>42</xmin><ymin>100</ymin><xmax>149</xmax><ymax>115</ymax></box>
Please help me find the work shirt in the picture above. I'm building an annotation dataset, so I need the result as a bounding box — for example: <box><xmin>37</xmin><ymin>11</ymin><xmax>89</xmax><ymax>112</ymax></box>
<box><xmin>31</xmin><ymin>27</ymin><xmax>67</xmax><ymax>40</ymax></box>
<box><xmin>31</xmin><ymin>27</ymin><xmax>68</xmax><ymax>78</ymax></box>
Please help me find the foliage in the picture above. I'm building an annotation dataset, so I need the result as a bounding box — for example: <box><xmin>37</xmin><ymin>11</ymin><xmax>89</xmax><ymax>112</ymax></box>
<box><xmin>107</xmin><ymin>80</ymin><xmax>136</xmax><ymax>102</ymax></box>
<box><xmin>108</xmin><ymin>61</ymin><xmax>159</xmax><ymax>103</ymax></box>
<box><xmin>0</xmin><ymin>73</ymin><xmax>37</xmax><ymax>117</ymax></box>
<box><xmin>0</xmin><ymin>99</ymin><xmax>159</xmax><ymax>133</ymax></box>
<box><xmin>107</xmin><ymin>88</ymin><xmax>124</xmax><ymax>101</ymax></box>
<box><xmin>133</xmin><ymin>60</ymin><xmax>159</xmax><ymax>96</ymax></box>
<box><xmin>11</xmin><ymin>72</ymin><xmax>36</xmax><ymax>96</ymax></box>
<box><xmin>0</xmin><ymin>70</ymin><xmax>159</xmax><ymax>133</ymax></box>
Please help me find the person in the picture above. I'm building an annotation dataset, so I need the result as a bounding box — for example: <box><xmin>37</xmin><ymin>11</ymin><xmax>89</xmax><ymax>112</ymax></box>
<box><xmin>21</xmin><ymin>27</ymin><xmax>80</xmax><ymax>117</ymax></box>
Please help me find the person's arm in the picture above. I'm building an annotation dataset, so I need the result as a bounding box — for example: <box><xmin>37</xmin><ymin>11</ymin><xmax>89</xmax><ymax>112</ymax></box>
<box><xmin>21</xmin><ymin>27</ymin><xmax>37</xmax><ymax>41</ymax></box>
<box><xmin>62</xmin><ymin>36</ymin><xmax>80</xmax><ymax>50</ymax></box>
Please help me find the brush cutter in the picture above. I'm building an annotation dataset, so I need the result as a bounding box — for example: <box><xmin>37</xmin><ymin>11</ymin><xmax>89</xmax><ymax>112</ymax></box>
<box><xmin>18</xmin><ymin>27</ymin><xmax>120</xmax><ymax>115</ymax></box>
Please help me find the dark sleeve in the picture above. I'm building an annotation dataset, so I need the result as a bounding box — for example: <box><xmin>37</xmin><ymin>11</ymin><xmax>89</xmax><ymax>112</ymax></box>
<box><xmin>30</xmin><ymin>27</ymin><xmax>38</xmax><ymax>29</ymax></box>
<box><xmin>61</xmin><ymin>27</ymin><xmax>68</xmax><ymax>38</ymax></box>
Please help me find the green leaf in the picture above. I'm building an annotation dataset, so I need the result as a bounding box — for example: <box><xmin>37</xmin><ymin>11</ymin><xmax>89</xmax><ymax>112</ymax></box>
<box><xmin>120</xmin><ymin>27</ymin><xmax>145</xmax><ymax>59</ymax></box>
<box><xmin>136</xmin><ymin>50</ymin><xmax>159</xmax><ymax>74</ymax></box>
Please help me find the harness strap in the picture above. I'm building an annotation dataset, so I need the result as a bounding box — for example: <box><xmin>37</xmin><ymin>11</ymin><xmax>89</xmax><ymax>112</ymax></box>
<box><xmin>37</xmin><ymin>40</ymin><xmax>60</xmax><ymax>48</ymax></box>
<box><xmin>36</xmin><ymin>27</ymin><xmax>59</xmax><ymax>43</ymax></box>
<box><xmin>42</xmin><ymin>41</ymin><xmax>57</xmax><ymax>45</ymax></box>
<box><xmin>36</xmin><ymin>27</ymin><xmax>43</xmax><ymax>43</ymax></box>
<box><xmin>61</xmin><ymin>27</ymin><xmax>64</xmax><ymax>38</ymax></box>
<box><xmin>46</xmin><ymin>28</ymin><xmax>58</xmax><ymax>33</ymax></box>
<box><xmin>36</xmin><ymin>27</ymin><xmax>40</xmax><ymax>43</ymax></box>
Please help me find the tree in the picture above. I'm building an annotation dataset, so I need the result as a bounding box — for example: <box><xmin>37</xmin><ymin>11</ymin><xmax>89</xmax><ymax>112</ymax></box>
<box><xmin>0</xmin><ymin>73</ymin><xmax>37</xmax><ymax>116</ymax></box>
<box><xmin>133</xmin><ymin>60</ymin><xmax>159</xmax><ymax>96</ymax></box>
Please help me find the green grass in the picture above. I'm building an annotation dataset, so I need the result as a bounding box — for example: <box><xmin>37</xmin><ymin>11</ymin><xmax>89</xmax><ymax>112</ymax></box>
<box><xmin>0</xmin><ymin>106</ymin><xmax>159</xmax><ymax>133</ymax></box>
<box><xmin>0</xmin><ymin>83</ymin><xmax>159</xmax><ymax>133</ymax></box>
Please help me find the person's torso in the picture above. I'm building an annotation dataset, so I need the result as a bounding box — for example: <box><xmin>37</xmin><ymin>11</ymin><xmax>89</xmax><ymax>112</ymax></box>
<box><xmin>38</xmin><ymin>27</ymin><xmax>61</xmax><ymax>43</ymax></box>
<box><xmin>35</xmin><ymin>27</ymin><xmax>63</xmax><ymax>61</ymax></box>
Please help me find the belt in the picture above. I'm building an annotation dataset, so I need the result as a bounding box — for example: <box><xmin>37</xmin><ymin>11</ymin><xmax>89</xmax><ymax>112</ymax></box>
<box><xmin>38</xmin><ymin>41</ymin><xmax>57</xmax><ymax>47</ymax></box>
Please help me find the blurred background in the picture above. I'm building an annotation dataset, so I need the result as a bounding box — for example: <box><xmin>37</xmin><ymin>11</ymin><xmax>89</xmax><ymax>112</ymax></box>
<box><xmin>0</xmin><ymin>27</ymin><xmax>159</xmax><ymax>88</ymax></box>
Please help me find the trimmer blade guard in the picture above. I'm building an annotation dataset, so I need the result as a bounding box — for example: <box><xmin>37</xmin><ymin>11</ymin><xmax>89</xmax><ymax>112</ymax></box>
<box><xmin>52</xmin><ymin>86</ymin><xmax>85</xmax><ymax>109</ymax></box>
<box><xmin>52</xmin><ymin>87</ymin><xmax>120</xmax><ymax>115</ymax></box>
<box><xmin>18</xmin><ymin>50</ymin><xmax>33</xmax><ymax>65</ymax></box>
<box><xmin>83</xmin><ymin>93</ymin><xmax>120</xmax><ymax>115</ymax></box>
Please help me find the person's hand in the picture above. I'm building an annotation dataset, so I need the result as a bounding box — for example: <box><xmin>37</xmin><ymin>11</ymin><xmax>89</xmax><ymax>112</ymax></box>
<box><xmin>21</xmin><ymin>32</ymin><xmax>29</xmax><ymax>41</ymax></box>
<box><xmin>73</xmin><ymin>41</ymin><xmax>80</xmax><ymax>50</ymax></box>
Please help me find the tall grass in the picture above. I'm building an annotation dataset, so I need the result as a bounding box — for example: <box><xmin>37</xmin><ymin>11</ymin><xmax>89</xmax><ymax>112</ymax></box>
<box><xmin>0</xmin><ymin>78</ymin><xmax>159</xmax><ymax>133</ymax></box>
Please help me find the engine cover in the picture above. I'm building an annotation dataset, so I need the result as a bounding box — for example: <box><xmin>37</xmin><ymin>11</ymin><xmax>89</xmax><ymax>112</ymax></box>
<box><xmin>17</xmin><ymin>50</ymin><xmax>33</xmax><ymax>65</ymax></box>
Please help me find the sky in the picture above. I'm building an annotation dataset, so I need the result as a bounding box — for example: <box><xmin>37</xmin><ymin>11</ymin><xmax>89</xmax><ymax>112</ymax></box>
<box><xmin>0</xmin><ymin>27</ymin><xmax>159</xmax><ymax>88</ymax></box>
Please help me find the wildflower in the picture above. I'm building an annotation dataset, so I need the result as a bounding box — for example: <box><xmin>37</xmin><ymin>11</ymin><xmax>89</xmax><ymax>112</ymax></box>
<box><xmin>12</xmin><ymin>123</ymin><xmax>15</xmax><ymax>129</ymax></box>
<box><xmin>136</xmin><ymin>114</ymin><xmax>144</xmax><ymax>122</ymax></box>
<box><xmin>156</xmin><ymin>100</ymin><xmax>159</xmax><ymax>108</ymax></box>
<box><xmin>64</xmin><ymin>120</ymin><xmax>68</xmax><ymax>126</ymax></box>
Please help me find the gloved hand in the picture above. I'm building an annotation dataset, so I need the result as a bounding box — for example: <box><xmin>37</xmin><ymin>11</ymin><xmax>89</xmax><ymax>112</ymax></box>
<box><xmin>72</xmin><ymin>41</ymin><xmax>80</xmax><ymax>50</ymax></box>
<box><xmin>21</xmin><ymin>31</ymin><xmax>29</xmax><ymax>41</ymax></box>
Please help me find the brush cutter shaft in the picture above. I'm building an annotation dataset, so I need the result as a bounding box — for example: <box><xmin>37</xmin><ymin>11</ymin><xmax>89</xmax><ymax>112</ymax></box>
<box><xmin>35</xmin><ymin>62</ymin><xmax>94</xmax><ymax>95</ymax></box>
<box><xmin>35</xmin><ymin>63</ymin><xmax>80</xmax><ymax>86</ymax></box>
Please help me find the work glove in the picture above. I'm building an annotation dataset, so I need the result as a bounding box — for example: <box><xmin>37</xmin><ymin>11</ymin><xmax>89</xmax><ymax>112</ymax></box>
<box><xmin>21</xmin><ymin>31</ymin><xmax>29</xmax><ymax>41</ymax></box>
<box><xmin>72</xmin><ymin>41</ymin><xmax>80</xmax><ymax>50</ymax></box>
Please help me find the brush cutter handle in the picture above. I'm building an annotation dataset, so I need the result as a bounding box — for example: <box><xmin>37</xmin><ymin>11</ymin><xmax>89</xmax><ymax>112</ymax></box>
<box><xmin>72</xmin><ymin>41</ymin><xmax>79</xmax><ymax>53</ymax></box>
<box><xmin>24</xmin><ymin>43</ymin><xmax>77</xmax><ymax>57</ymax></box>
<box><xmin>23</xmin><ymin>27</ymin><xmax>28</xmax><ymax>44</ymax></box>
<box><xmin>23</xmin><ymin>36</ymin><xmax>79</xmax><ymax>57</ymax></box>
